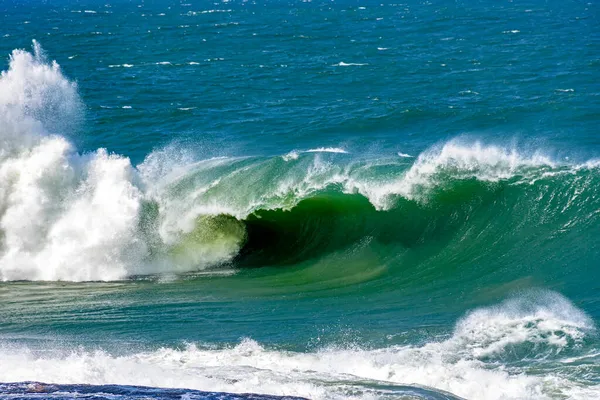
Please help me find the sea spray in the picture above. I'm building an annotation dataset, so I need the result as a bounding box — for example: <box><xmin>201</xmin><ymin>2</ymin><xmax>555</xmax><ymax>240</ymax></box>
<box><xmin>0</xmin><ymin>43</ymin><xmax>139</xmax><ymax>280</ymax></box>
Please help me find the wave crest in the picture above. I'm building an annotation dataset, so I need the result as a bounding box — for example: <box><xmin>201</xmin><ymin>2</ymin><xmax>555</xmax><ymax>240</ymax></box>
<box><xmin>1</xmin><ymin>43</ymin><xmax>599</xmax><ymax>281</ymax></box>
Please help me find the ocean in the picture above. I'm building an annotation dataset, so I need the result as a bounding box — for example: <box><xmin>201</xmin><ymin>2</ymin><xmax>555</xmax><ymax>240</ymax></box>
<box><xmin>0</xmin><ymin>0</ymin><xmax>599</xmax><ymax>399</ymax></box>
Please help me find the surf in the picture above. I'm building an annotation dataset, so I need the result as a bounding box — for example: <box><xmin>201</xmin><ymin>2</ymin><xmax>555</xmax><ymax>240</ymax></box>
<box><xmin>0</xmin><ymin>291</ymin><xmax>597</xmax><ymax>400</ymax></box>
<box><xmin>1</xmin><ymin>42</ymin><xmax>599</xmax><ymax>285</ymax></box>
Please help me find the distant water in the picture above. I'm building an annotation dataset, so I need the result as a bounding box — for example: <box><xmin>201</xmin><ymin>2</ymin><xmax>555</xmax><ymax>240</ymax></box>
<box><xmin>0</xmin><ymin>0</ymin><xmax>599</xmax><ymax>399</ymax></box>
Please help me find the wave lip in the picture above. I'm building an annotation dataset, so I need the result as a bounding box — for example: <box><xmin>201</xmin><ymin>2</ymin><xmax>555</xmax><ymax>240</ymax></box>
<box><xmin>354</xmin><ymin>140</ymin><xmax>559</xmax><ymax>209</ymax></box>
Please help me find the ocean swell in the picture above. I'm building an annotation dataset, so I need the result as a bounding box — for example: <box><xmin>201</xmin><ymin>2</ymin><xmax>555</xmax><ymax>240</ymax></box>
<box><xmin>1</xmin><ymin>42</ymin><xmax>599</xmax><ymax>282</ymax></box>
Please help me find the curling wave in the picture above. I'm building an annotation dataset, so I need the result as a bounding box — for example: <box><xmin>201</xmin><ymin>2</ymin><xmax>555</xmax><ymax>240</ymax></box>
<box><xmin>1</xmin><ymin>42</ymin><xmax>600</xmax><ymax>282</ymax></box>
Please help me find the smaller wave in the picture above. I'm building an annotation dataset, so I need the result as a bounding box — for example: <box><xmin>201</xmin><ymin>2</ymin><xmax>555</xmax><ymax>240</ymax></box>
<box><xmin>0</xmin><ymin>292</ymin><xmax>595</xmax><ymax>400</ymax></box>
<box><xmin>397</xmin><ymin>152</ymin><xmax>413</xmax><ymax>158</ymax></box>
<box><xmin>450</xmin><ymin>291</ymin><xmax>594</xmax><ymax>359</ymax></box>
<box><xmin>334</xmin><ymin>62</ymin><xmax>368</xmax><ymax>67</ymax></box>
<box><xmin>186</xmin><ymin>10</ymin><xmax>232</xmax><ymax>16</ymax></box>
<box><xmin>459</xmin><ymin>90</ymin><xmax>479</xmax><ymax>95</ymax></box>
<box><xmin>306</xmin><ymin>147</ymin><xmax>348</xmax><ymax>154</ymax></box>
<box><xmin>282</xmin><ymin>151</ymin><xmax>300</xmax><ymax>161</ymax></box>
<box><xmin>282</xmin><ymin>148</ymin><xmax>348</xmax><ymax>161</ymax></box>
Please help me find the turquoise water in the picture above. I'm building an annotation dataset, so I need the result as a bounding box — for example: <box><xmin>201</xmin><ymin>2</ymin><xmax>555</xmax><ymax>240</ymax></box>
<box><xmin>0</xmin><ymin>1</ymin><xmax>599</xmax><ymax>399</ymax></box>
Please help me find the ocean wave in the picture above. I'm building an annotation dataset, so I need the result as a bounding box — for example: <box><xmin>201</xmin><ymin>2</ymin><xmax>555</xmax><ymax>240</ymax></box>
<box><xmin>305</xmin><ymin>147</ymin><xmax>348</xmax><ymax>154</ymax></box>
<box><xmin>1</xmin><ymin>42</ymin><xmax>600</xmax><ymax>281</ymax></box>
<box><xmin>333</xmin><ymin>62</ymin><xmax>368</xmax><ymax>67</ymax></box>
<box><xmin>0</xmin><ymin>292</ymin><xmax>596</xmax><ymax>400</ymax></box>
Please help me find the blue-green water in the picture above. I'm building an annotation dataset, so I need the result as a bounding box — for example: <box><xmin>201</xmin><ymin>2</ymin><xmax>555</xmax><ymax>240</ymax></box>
<box><xmin>0</xmin><ymin>1</ymin><xmax>599</xmax><ymax>399</ymax></box>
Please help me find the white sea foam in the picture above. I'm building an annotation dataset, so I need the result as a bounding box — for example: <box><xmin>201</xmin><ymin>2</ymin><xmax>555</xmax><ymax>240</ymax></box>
<box><xmin>282</xmin><ymin>150</ymin><xmax>300</xmax><ymax>161</ymax></box>
<box><xmin>186</xmin><ymin>9</ymin><xmax>232</xmax><ymax>16</ymax></box>
<box><xmin>281</xmin><ymin>148</ymin><xmax>347</xmax><ymax>162</ymax></box>
<box><xmin>0</xmin><ymin>43</ymin><xmax>240</xmax><ymax>281</ymax></box>
<box><xmin>0</xmin><ymin>42</ymin><xmax>146</xmax><ymax>281</ymax></box>
<box><xmin>352</xmin><ymin>140</ymin><xmax>558</xmax><ymax>209</ymax></box>
<box><xmin>334</xmin><ymin>62</ymin><xmax>368</xmax><ymax>66</ymax></box>
<box><xmin>0</xmin><ymin>292</ymin><xmax>596</xmax><ymax>399</ymax></box>
<box><xmin>306</xmin><ymin>147</ymin><xmax>348</xmax><ymax>154</ymax></box>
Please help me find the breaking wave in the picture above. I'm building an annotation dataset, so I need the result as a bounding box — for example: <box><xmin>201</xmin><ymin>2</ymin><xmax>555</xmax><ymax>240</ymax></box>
<box><xmin>1</xmin><ymin>42</ymin><xmax>600</xmax><ymax>282</ymax></box>
<box><xmin>0</xmin><ymin>292</ymin><xmax>597</xmax><ymax>399</ymax></box>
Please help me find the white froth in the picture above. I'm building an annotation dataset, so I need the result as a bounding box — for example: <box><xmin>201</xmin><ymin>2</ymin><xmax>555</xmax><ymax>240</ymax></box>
<box><xmin>305</xmin><ymin>147</ymin><xmax>348</xmax><ymax>154</ymax></box>
<box><xmin>0</xmin><ymin>292</ymin><xmax>596</xmax><ymax>399</ymax></box>
<box><xmin>0</xmin><ymin>42</ymin><xmax>147</xmax><ymax>281</ymax></box>
<box><xmin>353</xmin><ymin>140</ymin><xmax>557</xmax><ymax>209</ymax></box>
<box><xmin>282</xmin><ymin>150</ymin><xmax>300</xmax><ymax>161</ymax></box>
<box><xmin>334</xmin><ymin>62</ymin><xmax>368</xmax><ymax>66</ymax></box>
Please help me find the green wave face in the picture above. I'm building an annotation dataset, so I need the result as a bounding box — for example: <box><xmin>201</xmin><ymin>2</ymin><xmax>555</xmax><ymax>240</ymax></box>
<box><xmin>145</xmin><ymin>148</ymin><xmax>600</xmax><ymax>300</ymax></box>
<box><xmin>169</xmin><ymin>214</ymin><xmax>247</xmax><ymax>270</ymax></box>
